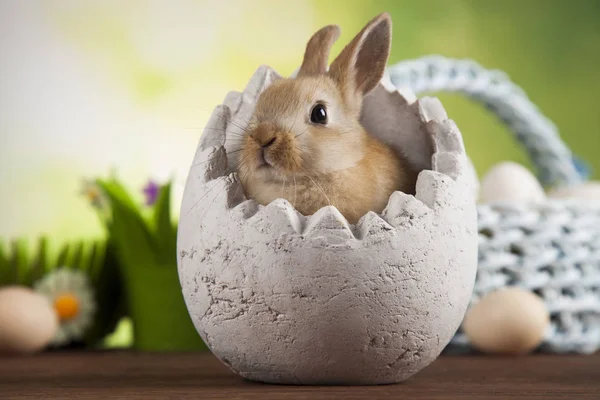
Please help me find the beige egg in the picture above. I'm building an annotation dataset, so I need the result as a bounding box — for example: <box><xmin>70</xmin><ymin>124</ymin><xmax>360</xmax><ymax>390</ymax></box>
<box><xmin>463</xmin><ymin>287</ymin><xmax>550</xmax><ymax>355</ymax></box>
<box><xmin>547</xmin><ymin>181</ymin><xmax>600</xmax><ymax>201</ymax></box>
<box><xmin>480</xmin><ymin>161</ymin><xmax>546</xmax><ymax>204</ymax></box>
<box><xmin>0</xmin><ymin>286</ymin><xmax>58</xmax><ymax>355</ymax></box>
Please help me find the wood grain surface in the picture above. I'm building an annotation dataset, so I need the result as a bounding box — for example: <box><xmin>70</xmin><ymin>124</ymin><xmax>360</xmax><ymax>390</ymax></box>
<box><xmin>0</xmin><ymin>351</ymin><xmax>598</xmax><ymax>399</ymax></box>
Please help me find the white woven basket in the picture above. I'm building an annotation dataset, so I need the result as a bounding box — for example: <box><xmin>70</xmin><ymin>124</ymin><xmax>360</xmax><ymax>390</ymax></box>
<box><xmin>388</xmin><ymin>56</ymin><xmax>600</xmax><ymax>354</ymax></box>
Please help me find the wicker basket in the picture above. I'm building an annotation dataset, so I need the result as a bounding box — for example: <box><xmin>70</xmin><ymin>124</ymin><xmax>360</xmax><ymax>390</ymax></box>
<box><xmin>387</xmin><ymin>56</ymin><xmax>600</xmax><ymax>354</ymax></box>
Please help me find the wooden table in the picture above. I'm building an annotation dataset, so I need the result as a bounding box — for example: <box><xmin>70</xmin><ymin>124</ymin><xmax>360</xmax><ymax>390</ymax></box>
<box><xmin>1</xmin><ymin>351</ymin><xmax>598</xmax><ymax>399</ymax></box>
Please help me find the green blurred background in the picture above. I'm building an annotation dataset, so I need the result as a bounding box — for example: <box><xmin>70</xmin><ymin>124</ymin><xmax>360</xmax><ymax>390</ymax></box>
<box><xmin>1</xmin><ymin>0</ymin><xmax>598</xmax><ymax>244</ymax></box>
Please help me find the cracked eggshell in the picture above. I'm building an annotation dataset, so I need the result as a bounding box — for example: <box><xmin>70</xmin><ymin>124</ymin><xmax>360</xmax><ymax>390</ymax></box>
<box><xmin>177</xmin><ymin>65</ymin><xmax>478</xmax><ymax>385</ymax></box>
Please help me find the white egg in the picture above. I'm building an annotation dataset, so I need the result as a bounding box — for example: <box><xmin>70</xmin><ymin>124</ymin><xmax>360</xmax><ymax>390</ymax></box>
<box><xmin>547</xmin><ymin>181</ymin><xmax>600</xmax><ymax>201</ymax></box>
<box><xmin>462</xmin><ymin>287</ymin><xmax>550</xmax><ymax>355</ymax></box>
<box><xmin>0</xmin><ymin>286</ymin><xmax>58</xmax><ymax>355</ymax></box>
<box><xmin>480</xmin><ymin>161</ymin><xmax>546</xmax><ymax>204</ymax></box>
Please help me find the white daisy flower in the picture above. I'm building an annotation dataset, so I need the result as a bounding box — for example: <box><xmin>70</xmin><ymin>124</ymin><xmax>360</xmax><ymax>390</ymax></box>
<box><xmin>34</xmin><ymin>268</ymin><xmax>96</xmax><ymax>346</ymax></box>
<box><xmin>80</xmin><ymin>179</ymin><xmax>109</xmax><ymax>211</ymax></box>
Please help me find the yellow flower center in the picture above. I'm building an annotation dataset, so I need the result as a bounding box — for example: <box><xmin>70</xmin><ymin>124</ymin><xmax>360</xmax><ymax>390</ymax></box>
<box><xmin>54</xmin><ymin>293</ymin><xmax>80</xmax><ymax>321</ymax></box>
<box><xmin>85</xmin><ymin>188</ymin><xmax>101</xmax><ymax>202</ymax></box>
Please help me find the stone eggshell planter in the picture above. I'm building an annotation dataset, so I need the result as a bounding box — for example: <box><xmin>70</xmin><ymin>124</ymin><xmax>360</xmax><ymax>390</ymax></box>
<box><xmin>177</xmin><ymin>66</ymin><xmax>478</xmax><ymax>385</ymax></box>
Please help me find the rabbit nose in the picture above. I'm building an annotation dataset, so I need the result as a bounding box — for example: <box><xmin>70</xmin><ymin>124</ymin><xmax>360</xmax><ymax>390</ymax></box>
<box><xmin>253</xmin><ymin>122</ymin><xmax>279</xmax><ymax>148</ymax></box>
<box><xmin>261</xmin><ymin>137</ymin><xmax>276</xmax><ymax>149</ymax></box>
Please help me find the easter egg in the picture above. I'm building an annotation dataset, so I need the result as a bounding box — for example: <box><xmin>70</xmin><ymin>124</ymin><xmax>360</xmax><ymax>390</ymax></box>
<box><xmin>480</xmin><ymin>162</ymin><xmax>546</xmax><ymax>204</ymax></box>
<box><xmin>0</xmin><ymin>286</ymin><xmax>58</xmax><ymax>355</ymax></box>
<box><xmin>462</xmin><ymin>287</ymin><xmax>550</xmax><ymax>355</ymax></box>
<box><xmin>548</xmin><ymin>181</ymin><xmax>600</xmax><ymax>201</ymax></box>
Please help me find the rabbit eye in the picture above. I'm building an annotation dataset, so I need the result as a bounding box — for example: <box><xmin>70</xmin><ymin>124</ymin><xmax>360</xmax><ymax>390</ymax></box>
<box><xmin>310</xmin><ymin>104</ymin><xmax>327</xmax><ymax>125</ymax></box>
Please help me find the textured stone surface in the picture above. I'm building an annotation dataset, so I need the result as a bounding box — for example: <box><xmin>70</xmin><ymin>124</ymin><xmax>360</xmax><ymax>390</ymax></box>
<box><xmin>177</xmin><ymin>65</ymin><xmax>478</xmax><ymax>385</ymax></box>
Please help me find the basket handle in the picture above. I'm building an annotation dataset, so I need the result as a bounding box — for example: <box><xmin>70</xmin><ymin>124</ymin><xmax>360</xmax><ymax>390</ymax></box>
<box><xmin>386</xmin><ymin>55</ymin><xmax>586</xmax><ymax>188</ymax></box>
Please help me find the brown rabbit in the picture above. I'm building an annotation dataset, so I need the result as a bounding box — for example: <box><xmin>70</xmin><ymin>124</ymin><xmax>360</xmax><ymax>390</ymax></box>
<box><xmin>238</xmin><ymin>13</ymin><xmax>416</xmax><ymax>224</ymax></box>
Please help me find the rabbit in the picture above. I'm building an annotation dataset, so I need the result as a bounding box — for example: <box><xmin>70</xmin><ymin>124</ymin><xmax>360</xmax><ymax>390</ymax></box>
<box><xmin>237</xmin><ymin>12</ymin><xmax>417</xmax><ymax>224</ymax></box>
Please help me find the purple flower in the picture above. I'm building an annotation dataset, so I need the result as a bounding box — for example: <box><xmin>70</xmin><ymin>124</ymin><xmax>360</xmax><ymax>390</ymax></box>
<box><xmin>143</xmin><ymin>180</ymin><xmax>160</xmax><ymax>206</ymax></box>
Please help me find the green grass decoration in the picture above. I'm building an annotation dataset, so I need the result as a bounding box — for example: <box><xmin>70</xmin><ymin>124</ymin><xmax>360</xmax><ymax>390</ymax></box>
<box><xmin>0</xmin><ymin>236</ymin><xmax>123</xmax><ymax>347</ymax></box>
<box><xmin>94</xmin><ymin>175</ymin><xmax>206</xmax><ymax>351</ymax></box>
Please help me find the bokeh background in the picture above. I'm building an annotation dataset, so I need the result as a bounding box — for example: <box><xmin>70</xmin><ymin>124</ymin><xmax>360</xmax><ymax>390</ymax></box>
<box><xmin>1</xmin><ymin>0</ymin><xmax>599</xmax><ymax>243</ymax></box>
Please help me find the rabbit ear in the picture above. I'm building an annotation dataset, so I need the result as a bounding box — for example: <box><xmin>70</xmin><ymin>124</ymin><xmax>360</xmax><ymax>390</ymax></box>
<box><xmin>298</xmin><ymin>25</ymin><xmax>341</xmax><ymax>77</ymax></box>
<box><xmin>329</xmin><ymin>13</ymin><xmax>391</xmax><ymax>98</ymax></box>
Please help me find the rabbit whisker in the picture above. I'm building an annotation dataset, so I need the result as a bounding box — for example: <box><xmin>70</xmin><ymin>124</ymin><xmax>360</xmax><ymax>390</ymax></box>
<box><xmin>190</xmin><ymin>149</ymin><xmax>244</xmax><ymax>168</ymax></box>
<box><xmin>228</xmin><ymin>121</ymin><xmax>253</xmax><ymax>133</ymax></box>
<box><xmin>293</xmin><ymin>173</ymin><xmax>297</xmax><ymax>207</ymax></box>
<box><xmin>183</xmin><ymin>178</ymin><xmax>227</xmax><ymax>217</ymax></box>
<box><xmin>295</xmin><ymin>127</ymin><xmax>309</xmax><ymax>139</ymax></box>
<box><xmin>200</xmin><ymin>127</ymin><xmax>248</xmax><ymax>134</ymax></box>
<box><xmin>281</xmin><ymin>175</ymin><xmax>287</xmax><ymax>200</ymax></box>
<box><xmin>200</xmin><ymin>138</ymin><xmax>246</xmax><ymax>143</ymax></box>
<box><xmin>198</xmin><ymin>185</ymin><xmax>227</xmax><ymax>225</ymax></box>
<box><xmin>197</xmin><ymin>170</ymin><xmax>247</xmax><ymax>225</ymax></box>
<box><xmin>199</xmin><ymin>115</ymin><xmax>253</xmax><ymax>136</ymax></box>
<box><xmin>301</xmin><ymin>165</ymin><xmax>332</xmax><ymax>207</ymax></box>
<box><xmin>309</xmin><ymin>174</ymin><xmax>332</xmax><ymax>207</ymax></box>
<box><xmin>288</xmin><ymin>114</ymin><xmax>298</xmax><ymax>136</ymax></box>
